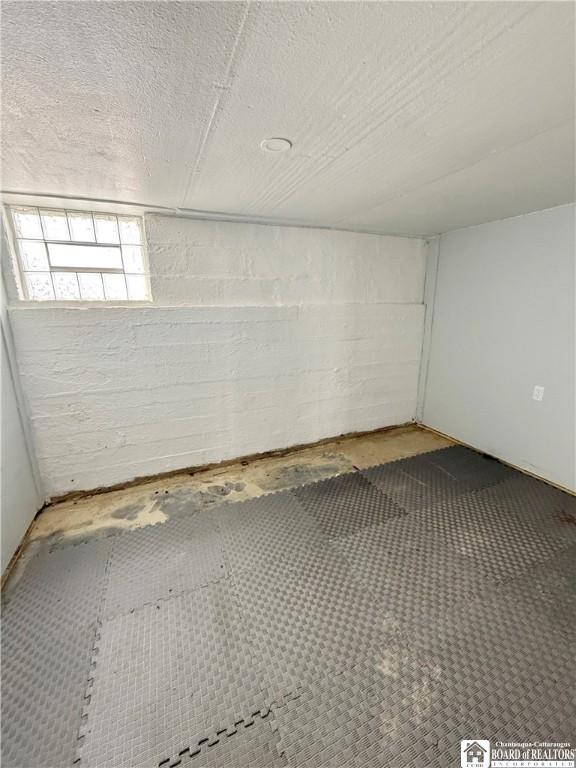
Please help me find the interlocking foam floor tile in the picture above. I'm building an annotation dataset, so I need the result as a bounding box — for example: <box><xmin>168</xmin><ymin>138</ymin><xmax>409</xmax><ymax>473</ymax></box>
<box><xmin>2</xmin><ymin>446</ymin><xmax>575</xmax><ymax>768</ymax></box>
<box><xmin>272</xmin><ymin>647</ymin><xmax>445</xmax><ymax>768</ymax></box>
<box><xmin>103</xmin><ymin>512</ymin><xmax>226</xmax><ymax>618</ymax></box>
<box><xmin>233</xmin><ymin>546</ymin><xmax>405</xmax><ymax>700</ymax></box>
<box><xmin>373</xmin><ymin>667</ymin><xmax>576</xmax><ymax>768</ymax></box>
<box><xmin>79</xmin><ymin>579</ymin><xmax>267</xmax><ymax>768</ymax></box>
<box><xmin>175</xmin><ymin>712</ymin><xmax>288</xmax><ymax>768</ymax></box>
<box><xmin>215</xmin><ymin>491</ymin><xmax>328</xmax><ymax>575</ymax></box>
<box><xmin>1</xmin><ymin>540</ymin><xmax>111</xmax><ymax>768</ymax></box>
<box><xmin>273</xmin><ymin>623</ymin><xmax>575</xmax><ymax>768</ymax></box>
<box><xmin>362</xmin><ymin>446</ymin><xmax>513</xmax><ymax>513</ymax></box>
<box><xmin>292</xmin><ymin>472</ymin><xmax>404</xmax><ymax>539</ymax></box>
<box><xmin>418</xmin><ymin>445</ymin><xmax>514</xmax><ymax>489</ymax></box>
<box><xmin>500</xmin><ymin>543</ymin><xmax>576</xmax><ymax>644</ymax></box>
<box><xmin>403</xmin><ymin>580</ymin><xmax>576</xmax><ymax>707</ymax></box>
<box><xmin>412</xmin><ymin>475</ymin><xmax>576</xmax><ymax>581</ymax></box>
<box><xmin>1</xmin><ymin>619</ymin><xmax>98</xmax><ymax>768</ymax></box>
<box><xmin>333</xmin><ymin>515</ymin><xmax>488</xmax><ymax>625</ymax></box>
<box><xmin>2</xmin><ymin>538</ymin><xmax>111</xmax><ymax>631</ymax></box>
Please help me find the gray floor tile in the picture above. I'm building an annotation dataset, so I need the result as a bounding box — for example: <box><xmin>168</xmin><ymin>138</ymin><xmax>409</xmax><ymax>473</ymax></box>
<box><xmin>104</xmin><ymin>513</ymin><xmax>225</xmax><ymax>618</ymax></box>
<box><xmin>176</xmin><ymin>713</ymin><xmax>287</xmax><ymax>768</ymax></box>
<box><xmin>215</xmin><ymin>491</ymin><xmax>328</xmax><ymax>575</ymax></box>
<box><xmin>2</xmin><ymin>446</ymin><xmax>574</xmax><ymax>768</ymax></box>
<box><xmin>292</xmin><ymin>472</ymin><xmax>404</xmax><ymax>539</ymax></box>
<box><xmin>362</xmin><ymin>446</ymin><xmax>513</xmax><ymax>513</ymax></box>
<box><xmin>1</xmin><ymin>540</ymin><xmax>110</xmax><ymax>768</ymax></box>
<box><xmin>79</xmin><ymin>579</ymin><xmax>267</xmax><ymax>768</ymax></box>
<box><xmin>233</xmin><ymin>547</ymin><xmax>405</xmax><ymax>700</ymax></box>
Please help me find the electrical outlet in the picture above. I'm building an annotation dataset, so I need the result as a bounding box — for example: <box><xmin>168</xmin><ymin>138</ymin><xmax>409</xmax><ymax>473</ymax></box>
<box><xmin>532</xmin><ymin>385</ymin><xmax>545</xmax><ymax>402</ymax></box>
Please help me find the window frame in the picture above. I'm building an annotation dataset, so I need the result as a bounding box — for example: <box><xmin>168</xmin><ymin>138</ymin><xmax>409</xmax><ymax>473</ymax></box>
<box><xmin>7</xmin><ymin>205</ymin><xmax>152</xmax><ymax>303</ymax></box>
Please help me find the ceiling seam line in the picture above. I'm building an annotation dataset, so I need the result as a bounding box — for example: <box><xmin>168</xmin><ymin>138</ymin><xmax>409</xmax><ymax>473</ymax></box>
<box><xmin>333</xmin><ymin>118</ymin><xmax>574</xmax><ymax>228</ymax></box>
<box><xmin>248</xmin><ymin>2</ymin><xmax>542</xmax><ymax>215</ymax></box>
<box><xmin>180</xmin><ymin>0</ymin><xmax>251</xmax><ymax>206</ymax></box>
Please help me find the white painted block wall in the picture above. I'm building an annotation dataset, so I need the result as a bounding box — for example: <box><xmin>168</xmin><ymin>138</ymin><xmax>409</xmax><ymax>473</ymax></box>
<box><xmin>421</xmin><ymin>203</ymin><xmax>575</xmax><ymax>491</ymax></box>
<box><xmin>9</xmin><ymin>217</ymin><xmax>426</xmax><ymax>498</ymax></box>
<box><xmin>1</xmin><ymin>241</ymin><xmax>44</xmax><ymax>572</ymax></box>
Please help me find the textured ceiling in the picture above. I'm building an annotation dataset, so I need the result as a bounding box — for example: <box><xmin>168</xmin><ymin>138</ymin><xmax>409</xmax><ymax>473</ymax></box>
<box><xmin>2</xmin><ymin>1</ymin><xmax>575</xmax><ymax>236</ymax></box>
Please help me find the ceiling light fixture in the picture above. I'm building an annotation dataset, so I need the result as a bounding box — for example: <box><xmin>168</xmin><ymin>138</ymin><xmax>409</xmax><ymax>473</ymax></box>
<box><xmin>260</xmin><ymin>137</ymin><xmax>292</xmax><ymax>153</ymax></box>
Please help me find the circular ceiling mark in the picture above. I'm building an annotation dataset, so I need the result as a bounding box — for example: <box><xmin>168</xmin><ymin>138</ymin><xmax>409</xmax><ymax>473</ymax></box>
<box><xmin>260</xmin><ymin>138</ymin><xmax>293</xmax><ymax>153</ymax></box>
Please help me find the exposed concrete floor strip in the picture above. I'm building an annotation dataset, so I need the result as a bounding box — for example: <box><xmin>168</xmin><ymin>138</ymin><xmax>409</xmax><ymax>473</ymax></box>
<box><xmin>29</xmin><ymin>425</ymin><xmax>452</xmax><ymax>546</ymax></box>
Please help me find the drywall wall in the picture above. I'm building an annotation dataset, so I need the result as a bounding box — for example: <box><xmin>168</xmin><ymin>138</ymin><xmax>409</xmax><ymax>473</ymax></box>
<box><xmin>1</xmin><ymin>240</ymin><xmax>44</xmax><ymax>572</ymax></box>
<box><xmin>421</xmin><ymin>203</ymin><xmax>575</xmax><ymax>491</ymax></box>
<box><xmin>8</xmin><ymin>217</ymin><xmax>426</xmax><ymax>497</ymax></box>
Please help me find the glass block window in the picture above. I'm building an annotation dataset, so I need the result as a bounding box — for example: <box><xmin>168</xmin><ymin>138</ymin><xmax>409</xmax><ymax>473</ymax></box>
<box><xmin>10</xmin><ymin>207</ymin><xmax>150</xmax><ymax>302</ymax></box>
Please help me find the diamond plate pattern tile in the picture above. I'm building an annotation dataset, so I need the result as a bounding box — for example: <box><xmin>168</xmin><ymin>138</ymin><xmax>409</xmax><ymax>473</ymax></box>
<box><xmin>334</xmin><ymin>516</ymin><xmax>488</xmax><ymax>625</ymax></box>
<box><xmin>215</xmin><ymin>492</ymin><xmax>328</xmax><ymax>575</ymax></box>
<box><xmin>2</xmin><ymin>538</ymin><xmax>111</xmax><ymax>632</ymax></box>
<box><xmin>79</xmin><ymin>579</ymin><xmax>267</xmax><ymax>768</ymax></box>
<box><xmin>1</xmin><ymin>540</ymin><xmax>110</xmax><ymax>768</ymax></box>
<box><xmin>404</xmin><ymin>582</ymin><xmax>575</xmax><ymax>702</ymax></box>
<box><xmin>275</xmin><ymin>639</ymin><xmax>574</xmax><ymax>768</ymax></box>
<box><xmin>413</xmin><ymin>475</ymin><xmax>576</xmax><ymax>581</ymax></box>
<box><xmin>375</xmin><ymin>666</ymin><xmax>576</xmax><ymax>768</ymax></box>
<box><xmin>2</xmin><ymin>445</ymin><xmax>575</xmax><ymax>768</ymax></box>
<box><xmin>233</xmin><ymin>547</ymin><xmax>405</xmax><ymax>700</ymax></box>
<box><xmin>103</xmin><ymin>513</ymin><xmax>225</xmax><ymax>618</ymax></box>
<box><xmin>496</xmin><ymin>545</ymin><xmax>576</xmax><ymax>646</ymax></box>
<box><xmin>1</xmin><ymin>619</ymin><xmax>97</xmax><ymax>768</ymax></box>
<box><xmin>292</xmin><ymin>471</ymin><xmax>404</xmax><ymax>539</ymax></box>
<box><xmin>362</xmin><ymin>459</ymin><xmax>465</xmax><ymax>514</ymax></box>
<box><xmin>421</xmin><ymin>445</ymin><xmax>514</xmax><ymax>490</ymax></box>
<box><xmin>175</xmin><ymin>713</ymin><xmax>287</xmax><ymax>768</ymax></box>
<box><xmin>272</xmin><ymin>647</ymin><xmax>444</xmax><ymax>768</ymax></box>
<box><xmin>362</xmin><ymin>446</ymin><xmax>513</xmax><ymax>513</ymax></box>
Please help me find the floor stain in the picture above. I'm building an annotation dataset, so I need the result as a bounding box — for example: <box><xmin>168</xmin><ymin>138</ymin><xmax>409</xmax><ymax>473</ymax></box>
<box><xmin>27</xmin><ymin>426</ymin><xmax>453</xmax><ymax>546</ymax></box>
<box><xmin>111</xmin><ymin>503</ymin><xmax>145</xmax><ymax>521</ymax></box>
<box><xmin>259</xmin><ymin>461</ymin><xmax>345</xmax><ymax>491</ymax></box>
<box><xmin>156</xmin><ymin>480</ymin><xmax>249</xmax><ymax>518</ymax></box>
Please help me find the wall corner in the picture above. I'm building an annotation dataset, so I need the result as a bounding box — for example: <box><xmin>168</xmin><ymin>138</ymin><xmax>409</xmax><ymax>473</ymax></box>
<box><xmin>416</xmin><ymin>235</ymin><xmax>440</xmax><ymax>423</ymax></box>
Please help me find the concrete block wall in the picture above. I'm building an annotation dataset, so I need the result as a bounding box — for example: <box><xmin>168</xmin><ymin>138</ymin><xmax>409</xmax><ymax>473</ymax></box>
<box><xmin>146</xmin><ymin>217</ymin><xmax>425</xmax><ymax>306</ymax></box>
<box><xmin>8</xmin><ymin>216</ymin><xmax>426</xmax><ymax>497</ymax></box>
<box><xmin>1</xmin><ymin>222</ymin><xmax>44</xmax><ymax>571</ymax></box>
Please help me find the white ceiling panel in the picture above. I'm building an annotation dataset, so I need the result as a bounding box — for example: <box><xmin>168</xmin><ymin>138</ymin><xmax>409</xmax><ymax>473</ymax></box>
<box><xmin>341</xmin><ymin>121</ymin><xmax>575</xmax><ymax>235</ymax></box>
<box><xmin>1</xmin><ymin>1</ymin><xmax>247</xmax><ymax>207</ymax></box>
<box><xmin>2</xmin><ymin>1</ymin><xmax>574</xmax><ymax>235</ymax></box>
